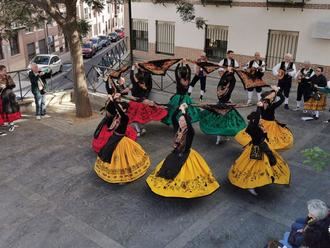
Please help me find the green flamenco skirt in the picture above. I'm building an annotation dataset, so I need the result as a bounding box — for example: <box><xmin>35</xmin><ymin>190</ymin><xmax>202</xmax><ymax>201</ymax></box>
<box><xmin>199</xmin><ymin>108</ymin><xmax>246</xmax><ymax>136</ymax></box>
<box><xmin>162</xmin><ymin>94</ymin><xmax>200</xmax><ymax>126</ymax></box>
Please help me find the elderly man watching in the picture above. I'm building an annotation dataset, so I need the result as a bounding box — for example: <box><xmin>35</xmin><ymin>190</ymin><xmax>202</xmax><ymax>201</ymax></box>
<box><xmin>288</xmin><ymin>199</ymin><xmax>330</xmax><ymax>248</ymax></box>
<box><xmin>28</xmin><ymin>63</ymin><xmax>48</xmax><ymax>120</ymax></box>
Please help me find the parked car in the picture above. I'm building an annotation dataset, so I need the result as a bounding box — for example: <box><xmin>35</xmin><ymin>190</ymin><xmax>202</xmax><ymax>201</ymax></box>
<box><xmin>109</xmin><ymin>32</ymin><xmax>119</xmax><ymax>42</ymax></box>
<box><xmin>82</xmin><ymin>42</ymin><xmax>96</xmax><ymax>58</ymax></box>
<box><xmin>90</xmin><ymin>37</ymin><xmax>103</xmax><ymax>51</ymax></box>
<box><xmin>28</xmin><ymin>54</ymin><xmax>63</xmax><ymax>75</ymax></box>
<box><xmin>98</xmin><ymin>35</ymin><xmax>111</xmax><ymax>47</ymax></box>
<box><xmin>114</xmin><ymin>29</ymin><xmax>125</xmax><ymax>39</ymax></box>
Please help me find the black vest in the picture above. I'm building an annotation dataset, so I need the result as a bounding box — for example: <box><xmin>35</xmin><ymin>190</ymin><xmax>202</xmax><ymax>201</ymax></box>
<box><xmin>279</xmin><ymin>61</ymin><xmax>294</xmax><ymax>80</ymax></box>
<box><xmin>249</xmin><ymin>60</ymin><xmax>263</xmax><ymax>68</ymax></box>
<box><xmin>223</xmin><ymin>58</ymin><xmax>235</xmax><ymax>67</ymax></box>
<box><xmin>280</xmin><ymin>61</ymin><xmax>293</xmax><ymax>71</ymax></box>
<box><xmin>300</xmin><ymin>68</ymin><xmax>313</xmax><ymax>78</ymax></box>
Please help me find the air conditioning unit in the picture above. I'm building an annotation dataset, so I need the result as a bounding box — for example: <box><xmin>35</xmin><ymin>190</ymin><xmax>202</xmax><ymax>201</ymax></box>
<box><xmin>312</xmin><ymin>21</ymin><xmax>330</xmax><ymax>39</ymax></box>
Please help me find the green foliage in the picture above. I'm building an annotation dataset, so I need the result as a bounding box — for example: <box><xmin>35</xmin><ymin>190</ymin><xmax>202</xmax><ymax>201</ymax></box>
<box><xmin>154</xmin><ymin>0</ymin><xmax>206</xmax><ymax>29</ymax></box>
<box><xmin>77</xmin><ymin>19</ymin><xmax>91</xmax><ymax>37</ymax></box>
<box><xmin>301</xmin><ymin>147</ymin><xmax>330</xmax><ymax>172</ymax></box>
<box><xmin>0</xmin><ymin>0</ymin><xmax>46</xmax><ymax>39</ymax></box>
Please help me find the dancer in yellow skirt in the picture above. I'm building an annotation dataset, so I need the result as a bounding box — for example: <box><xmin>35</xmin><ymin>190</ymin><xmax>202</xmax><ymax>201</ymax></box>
<box><xmin>146</xmin><ymin>103</ymin><xmax>219</xmax><ymax>198</ymax></box>
<box><xmin>94</xmin><ymin>93</ymin><xmax>151</xmax><ymax>183</ymax></box>
<box><xmin>235</xmin><ymin>86</ymin><xmax>294</xmax><ymax>150</ymax></box>
<box><xmin>229</xmin><ymin>111</ymin><xmax>290</xmax><ymax>196</ymax></box>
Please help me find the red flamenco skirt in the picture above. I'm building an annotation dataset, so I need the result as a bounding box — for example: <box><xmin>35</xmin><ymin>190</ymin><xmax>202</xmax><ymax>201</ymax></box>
<box><xmin>127</xmin><ymin>101</ymin><xmax>168</xmax><ymax>124</ymax></box>
<box><xmin>92</xmin><ymin>125</ymin><xmax>137</xmax><ymax>153</ymax></box>
<box><xmin>0</xmin><ymin>96</ymin><xmax>21</xmax><ymax>123</ymax></box>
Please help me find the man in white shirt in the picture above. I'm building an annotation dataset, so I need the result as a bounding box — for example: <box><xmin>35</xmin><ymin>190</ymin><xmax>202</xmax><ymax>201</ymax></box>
<box><xmin>244</xmin><ymin>52</ymin><xmax>266</xmax><ymax>104</ymax></box>
<box><xmin>272</xmin><ymin>53</ymin><xmax>297</xmax><ymax>109</ymax></box>
<box><xmin>218</xmin><ymin>50</ymin><xmax>240</xmax><ymax>102</ymax></box>
<box><xmin>294</xmin><ymin>61</ymin><xmax>315</xmax><ymax>111</ymax></box>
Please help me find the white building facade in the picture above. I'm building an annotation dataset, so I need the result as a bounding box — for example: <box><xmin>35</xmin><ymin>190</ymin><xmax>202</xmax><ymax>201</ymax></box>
<box><xmin>130</xmin><ymin>0</ymin><xmax>330</xmax><ymax>78</ymax></box>
<box><xmin>77</xmin><ymin>0</ymin><xmax>125</xmax><ymax>38</ymax></box>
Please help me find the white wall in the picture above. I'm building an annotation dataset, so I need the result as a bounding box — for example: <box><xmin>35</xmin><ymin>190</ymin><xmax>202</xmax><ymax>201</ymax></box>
<box><xmin>132</xmin><ymin>2</ymin><xmax>330</xmax><ymax>65</ymax></box>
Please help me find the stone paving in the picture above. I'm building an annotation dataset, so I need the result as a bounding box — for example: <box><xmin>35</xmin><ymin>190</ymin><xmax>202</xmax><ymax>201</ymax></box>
<box><xmin>0</xmin><ymin>84</ymin><xmax>329</xmax><ymax>248</ymax></box>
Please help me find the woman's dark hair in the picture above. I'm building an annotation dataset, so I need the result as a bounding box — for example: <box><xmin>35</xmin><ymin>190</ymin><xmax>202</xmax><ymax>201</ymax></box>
<box><xmin>247</xmin><ymin>111</ymin><xmax>259</xmax><ymax>122</ymax></box>
<box><xmin>0</xmin><ymin>65</ymin><xmax>6</xmax><ymax>71</ymax></box>
<box><xmin>317</xmin><ymin>67</ymin><xmax>324</xmax><ymax>72</ymax></box>
<box><xmin>180</xmin><ymin>66</ymin><xmax>188</xmax><ymax>80</ymax></box>
<box><xmin>261</xmin><ymin>90</ymin><xmax>275</xmax><ymax>102</ymax></box>
<box><xmin>119</xmin><ymin>101</ymin><xmax>129</xmax><ymax>111</ymax></box>
<box><xmin>135</xmin><ymin>72</ymin><xmax>144</xmax><ymax>82</ymax></box>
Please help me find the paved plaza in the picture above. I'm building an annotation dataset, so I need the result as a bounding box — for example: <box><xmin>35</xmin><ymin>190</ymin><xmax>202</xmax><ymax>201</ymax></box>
<box><xmin>1</xmin><ymin>78</ymin><xmax>330</xmax><ymax>248</ymax></box>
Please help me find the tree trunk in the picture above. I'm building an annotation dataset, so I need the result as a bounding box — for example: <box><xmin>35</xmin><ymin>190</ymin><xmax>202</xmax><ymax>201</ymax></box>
<box><xmin>65</xmin><ymin>25</ymin><xmax>93</xmax><ymax>118</ymax></box>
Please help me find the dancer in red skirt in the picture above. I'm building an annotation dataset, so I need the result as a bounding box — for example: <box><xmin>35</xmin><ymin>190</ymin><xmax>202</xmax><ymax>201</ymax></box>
<box><xmin>0</xmin><ymin>65</ymin><xmax>21</xmax><ymax>132</ymax></box>
<box><xmin>128</xmin><ymin>64</ymin><xmax>167</xmax><ymax>136</ymax></box>
<box><xmin>92</xmin><ymin>74</ymin><xmax>137</xmax><ymax>153</ymax></box>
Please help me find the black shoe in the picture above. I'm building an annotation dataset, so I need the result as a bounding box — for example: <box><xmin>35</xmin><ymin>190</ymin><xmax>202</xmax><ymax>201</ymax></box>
<box><xmin>284</xmin><ymin>104</ymin><xmax>289</xmax><ymax>110</ymax></box>
<box><xmin>313</xmin><ymin>115</ymin><xmax>319</xmax><ymax>120</ymax></box>
<box><xmin>188</xmin><ymin>93</ymin><xmax>191</xmax><ymax>96</ymax></box>
<box><xmin>0</xmin><ymin>132</ymin><xmax>7</xmax><ymax>136</ymax></box>
<box><xmin>199</xmin><ymin>95</ymin><xmax>203</xmax><ymax>101</ymax></box>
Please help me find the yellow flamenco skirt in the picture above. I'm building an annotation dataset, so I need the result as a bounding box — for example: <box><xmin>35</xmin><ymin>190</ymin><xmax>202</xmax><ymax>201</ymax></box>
<box><xmin>228</xmin><ymin>144</ymin><xmax>290</xmax><ymax>189</ymax></box>
<box><xmin>94</xmin><ymin>137</ymin><xmax>151</xmax><ymax>183</ymax></box>
<box><xmin>146</xmin><ymin>149</ymin><xmax>220</xmax><ymax>198</ymax></box>
<box><xmin>234</xmin><ymin>119</ymin><xmax>294</xmax><ymax>151</ymax></box>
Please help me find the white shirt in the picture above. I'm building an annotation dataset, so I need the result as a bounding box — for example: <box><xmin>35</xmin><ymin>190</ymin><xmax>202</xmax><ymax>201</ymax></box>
<box><xmin>218</xmin><ymin>58</ymin><xmax>239</xmax><ymax>72</ymax></box>
<box><xmin>272</xmin><ymin>62</ymin><xmax>296</xmax><ymax>77</ymax></box>
<box><xmin>243</xmin><ymin>60</ymin><xmax>266</xmax><ymax>73</ymax></box>
<box><xmin>295</xmin><ymin>68</ymin><xmax>315</xmax><ymax>80</ymax></box>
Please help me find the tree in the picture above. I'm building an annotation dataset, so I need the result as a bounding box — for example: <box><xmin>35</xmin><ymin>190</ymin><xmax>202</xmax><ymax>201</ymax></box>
<box><xmin>0</xmin><ymin>0</ymin><xmax>109</xmax><ymax>118</ymax></box>
<box><xmin>153</xmin><ymin>0</ymin><xmax>206</xmax><ymax>29</ymax></box>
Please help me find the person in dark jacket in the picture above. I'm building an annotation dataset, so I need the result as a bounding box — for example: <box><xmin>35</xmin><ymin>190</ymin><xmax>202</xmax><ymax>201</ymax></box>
<box><xmin>289</xmin><ymin>199</ymin><xmax>330</xmax><ymax>248</ymax></box>
<box><xmin>28</xmin><ymin>63</ymin><xmax>48</xmax><ymax>120</ymax></box>
<box><xmin>0</xmin><ymin>64</ymin><xmax>21</xmax><ymax>132</ymax></box>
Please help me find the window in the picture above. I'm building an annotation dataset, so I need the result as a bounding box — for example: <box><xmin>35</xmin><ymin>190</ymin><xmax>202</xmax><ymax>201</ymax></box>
<box><xmin>0</xmin><ymin>38</ymin><xmax>4</xmax><ymax>60</ymax></box>
<box><xmin>132</xmin><ymin>19</ymin><xmax>148</xmax><ymax>52</ymax></box>
<box><xmin>102</xmin><ymin>16</ymin><xmax>104</xmax><ymax>23</ymax></box>
<box><xmin>205</xmin><ymin>25</ymin><xmax>228</xmax><ymax>61</ymax></box>
<box><xmin>50</xmin><ymin>56</ymin><xmax>59</xmax><ymax>64</ymax></box>
<box><xmin>99</xmin><ymin>23</ymin><xmax>101</xmax><ymax>34</ymax></box>
<box><xmin>38</xmin><ymin>39</ymin><xmax>47</xmax><ymax>54</ymax></box>
<box><xmin>26</xmin><ymin>26</ymin><xmax>34</xmax><ymax>33</ymax></box>
<box><xmin>94</xmin><ymin>24</ymin><xmax>98</xmax><ymax>36</ymax></box>
<box><xmin>84</xmin><ymin>7</ymin><xmax>89</xmax><ymax>19</ymax></box>
<box><xmin>265</xmin><ymin>30</ymin><xmax>299</xmax><ymax>70</ymax></box>
<box><xmin>27</xmin><ymin>42</ymin><xmax>36</xmax><ymax>60</ymax></box>
<box><xmin>10</xmin><ymin>33</ymin><xmax>20</xmax><ymax>56</ymax></box>
<box><xmin>48</xmin><ymin>36</ymin><xmax>55</xmax><ymax>53</ymax></box>
<box><xmin>156</xmin><ymin>21</ymin><xmax>175</xmax><ymax>55</ymax></box>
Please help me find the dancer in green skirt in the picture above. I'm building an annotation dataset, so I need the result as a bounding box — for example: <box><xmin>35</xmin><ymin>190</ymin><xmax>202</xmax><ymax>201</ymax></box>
<box><xmin>162</xmin><ymin>59</ymin><xmax>200</xmax><ymax>126</ymax></box>
<box><xmin>199</xmin><ymin>78</ymin><xmax>246</xmax><ymax>144</ymax></box>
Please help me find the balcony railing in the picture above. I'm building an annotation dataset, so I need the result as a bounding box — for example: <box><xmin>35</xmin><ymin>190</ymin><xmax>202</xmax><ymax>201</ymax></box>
<box><xmin>267</xmin><ymin>0</ymin><xmax>305</xmax><ymax>10</ymax></box>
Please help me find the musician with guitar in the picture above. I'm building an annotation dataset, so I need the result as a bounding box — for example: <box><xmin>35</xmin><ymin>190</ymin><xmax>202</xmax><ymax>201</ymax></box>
<box><xmin>218</xmin><ymin>50</ymin><xmax>240</xmax><ymax>103</ymax></box>
<box><xmin>244</xmin><ymin>52</ymin><xmax>266</xmax><ymax>105</ymax></box>
<box><xmin>294</xmin><ymin>61</ymin><xmax>315</xmax><ymax>111</ymax></box>
<box><xmin>272</xmin><ymin>53</ymin><xmax>297</xmax><ymax>110</ymax></box>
